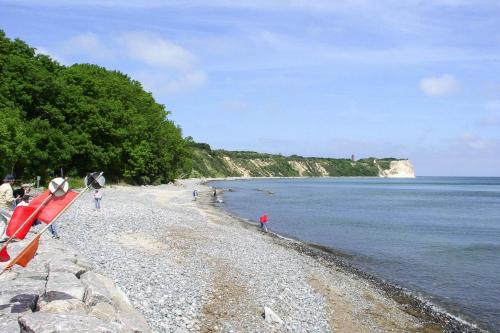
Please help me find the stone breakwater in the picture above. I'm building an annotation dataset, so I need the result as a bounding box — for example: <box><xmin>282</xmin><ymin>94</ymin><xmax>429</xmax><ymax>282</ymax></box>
<box><xmin>0</xmin><ymin>228</ymin><xmax>150</xmax><ymax>332</ymax></box>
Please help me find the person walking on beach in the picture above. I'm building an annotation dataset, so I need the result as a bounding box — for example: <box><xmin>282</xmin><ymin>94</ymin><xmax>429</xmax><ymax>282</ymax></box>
<box><xmin>93</xmin><ymin>189</ymin><xmax>102</xmax><ymax>210</ymax></box>
<box><xmin>0</xmin><ymin>175</ymin><xmax>15</xmax><ymax>211</ymax></box>
<box><xmin>259</xmin><ymin>214</ymin><xmax>269</xmax><ymax>232</ymax></box>
<box><xmin>0</xmin><ymin>175</ymin><xmax>15</xmax><ymax>239</ymax></box>
<box><xmin>32</xmin><ymin>218</ymin><xmax>60</xmax><ymax>239</ymax></box>
<box><xmin>193</xmin><ymin>189</ymin><xmax>198</xmax><ymax>201</ymax></box>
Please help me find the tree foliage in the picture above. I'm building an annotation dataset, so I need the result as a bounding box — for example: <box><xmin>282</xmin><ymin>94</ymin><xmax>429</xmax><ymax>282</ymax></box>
<box><xmin>0</xmin><ymin>30</ymin><xmax>191</xmax><ymax>184</ymax></box>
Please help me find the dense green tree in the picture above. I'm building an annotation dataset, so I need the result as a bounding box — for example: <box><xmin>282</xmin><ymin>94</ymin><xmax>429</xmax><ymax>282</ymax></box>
<box><xmin>0</xmin><ymin>30</ymin><xmax>191</xmax><ymax>184</ymax></box>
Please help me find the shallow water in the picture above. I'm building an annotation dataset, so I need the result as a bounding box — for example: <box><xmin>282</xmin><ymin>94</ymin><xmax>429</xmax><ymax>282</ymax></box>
<box><xmin>213</xmin><ymin>177</ymin><xmax>500</xmax><ymax>331</ymax></box>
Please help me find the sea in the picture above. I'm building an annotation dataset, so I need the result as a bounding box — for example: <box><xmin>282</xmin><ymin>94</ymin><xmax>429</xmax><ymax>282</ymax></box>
<box><xmin>211</xmin><ymin>177</ymin><xmax>500</xmax><ymax>332</ymax></box>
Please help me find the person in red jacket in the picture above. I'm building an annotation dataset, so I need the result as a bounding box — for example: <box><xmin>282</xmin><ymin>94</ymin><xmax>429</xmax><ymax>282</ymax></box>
<box><xmin>259</xmin><ymin>214</ymin><xmax>268</xmax><ymax>232</ymax></box>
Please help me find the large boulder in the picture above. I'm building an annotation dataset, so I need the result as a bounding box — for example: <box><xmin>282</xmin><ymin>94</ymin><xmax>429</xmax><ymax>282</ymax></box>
<box><xmin>0</xmin><ymin>278</ymin><xmax>46</xmax><ymax>314</ymax></box>
<box><xmin>45</xmin><ymin>272</ymin><xmax>85</xmax><ymax>302</ymax></box>
<box><xmin>47</xmin><ymin>260</ymin><xmax>88</xmax><ymax>277</ymax></box>
<box><xmin>80</xmin><ymin>272</ymin><xmax>130</xmax><ymax>309</ymax></box>
<box><xmin>80</xmin><ymin>272</ymin><xmax>150</xmax><ymax>332</ymax></box>
<box><xmin>0</xmin><ymin>313</ymin><xmax>20</xmax><ymax>332</ymax></box>
<box><xmin>18</xmin><ymin>312</ymin><xmax>119</xmax><ymax>333</ymax></box>
<box><xmin>38</xmin><ymin>299</ymin><xmax>89</xmax><ymax>314</ymax></box>
<box><xmin>89</xmin><ymin>302</ymin><xmax>117</xmax><ymax>322</ymax></box>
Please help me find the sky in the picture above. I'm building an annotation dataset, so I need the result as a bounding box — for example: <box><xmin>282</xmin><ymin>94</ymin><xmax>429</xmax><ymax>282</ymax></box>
<box><xmin>1</xmin><ymin>0</ymin><xmax>500</xmax><ymax>176</ymax></box>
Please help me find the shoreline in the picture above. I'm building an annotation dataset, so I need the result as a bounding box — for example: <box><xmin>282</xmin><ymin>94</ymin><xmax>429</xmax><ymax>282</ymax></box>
<box><xmin>50</xmin><ymin>179</ymin><xmax>486</xmax><ymax>332</ymax></box>
<box><xmin>204</xmin><ymin>179</ymin><xmax>484</xmax><ymax>332</ymax></box>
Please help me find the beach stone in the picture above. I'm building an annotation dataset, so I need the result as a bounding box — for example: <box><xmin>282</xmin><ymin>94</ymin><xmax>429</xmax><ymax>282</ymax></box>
<box><xmin>264</xmin><ymin>306</ymin><xmax>284</xmax><ymax>325</ymax></box>
<box><xmin>37</xmin><ymin>250</ymin><xmax>78</xmax><ymax>265</ymax></box>
<box><xmin>89</xmin><ymin>302</ymin><xmax>117</xmax><ymax>322</ymax></box>
<box><xmin>18</xmin><ymin>312</ymin><xmax>118</xmax><ymax>333</ymax></box>
<box><xmin>0</xmin><ymin>270</ymin><xmax>18</xmax><ymax>282</ymax></box>
<box><xmin>0</xmin><ymin>313</ymin><xmax>20</xmax><ymax>332</ymax></box>
<box><xmin>116</xmin><ymin>309</ymin><xmax>151</xmax><ymax>333</ymax></box>
<box><xmin>45</xmin><ymin>272</ymin><xmax>85</xmax><ymax>301</ymax></box>
<box><xmin>0</xmin><ymin>279</ymin><xmax>45</xmax><ymax>314</ymax></box>
<box><xmin>81</xmin><ymin>271</ymin><xmax>116</xmax><ymax>306</ymax></box>
<box><xmin>81</xmin><ymin>271</ymin><xmax>130</xmax><ymax>309</ymax></box>
<box><xmin>81</xmin><ymin>272</ymin><xmax>150</xmax><ymax>332</ymax></box>
<box><xmin>90</xmin><ymin>303</ymin><xmax>150</xmax><ymax>333</ymax></box>
<box><xmin>47</xmin><ymin>259</ymin><xmax>87</xmax><ymax>277</ymax></box>
<box><xmin>18</xmin><ymin>270</ymin><xmax>47</xmax><ymax>282</ymax></box>
<box><xmin>76</xmin><ymin>257</ymin><xmax>94</xmax><ymax>272</ymax></box>
<box><xmin>38</xmin><ymin>299</ymin><xmax>89</xmax><ymax>314</ymax></box>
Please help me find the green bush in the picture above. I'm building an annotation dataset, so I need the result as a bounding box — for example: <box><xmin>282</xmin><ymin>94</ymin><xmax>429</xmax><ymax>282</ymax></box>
<box><xmin>67</xmin><ymin>176</ymin><xmax>85</xmax><ymax>189</ymax></box>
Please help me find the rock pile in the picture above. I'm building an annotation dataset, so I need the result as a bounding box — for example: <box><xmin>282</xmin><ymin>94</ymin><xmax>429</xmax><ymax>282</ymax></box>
<box><xmin>0</xmin><ymin>231</ymin><xmax>150</xmax><ymax>333</ymax></box>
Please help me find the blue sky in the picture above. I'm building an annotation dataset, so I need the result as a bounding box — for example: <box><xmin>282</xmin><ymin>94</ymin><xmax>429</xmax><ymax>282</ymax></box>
<box><xmin>1</xmin><ymin>0</ymin><xmax>500</xmax><ymax>176</ymax></box>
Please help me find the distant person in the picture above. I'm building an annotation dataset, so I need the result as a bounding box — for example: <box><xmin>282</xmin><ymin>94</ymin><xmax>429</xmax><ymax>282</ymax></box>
<box><xmin>48</xmin><ymin>223</ymin><xmax>60</xmax><ymax>239</ymax></box>
<box><xmin>213</xmin><ymin>188</ymin><xmax>217</xmax><ymax>197</ymax></box>
<box><xmin>12</xmin><ymin>187</ymin><xmax>23</xmax><ymax>208</ymax></box>
<box><xmin>12</xmin><ymin>183</ymin><xmax>31</xmax><ymax>208</ymax></box>
<box><xmin>259</xmin><ymin>214</ymin><xmax>269</xmax><ymax>232</ymax></box>
<box><xmin>16</xmin><ymin>195</ymin><xmax>30</xmax><ymax>207</ymax></box>
<box><xmin>0</xmin><ymin>175</ymin><xmax>15</xmax><ymax>240</ymax></box>
<box><xmin>93</xmin><ymin>189</ymin><xmax>102</xmax><ymax>210</ymax></box>
<box><xmin>193</xmin><ymin>189</ymin><xmax>198</xmax><ymax>200</ymax></box>
<box><xmin>0</xmin><ymin>175</ymin><xmax>15</xmax><ymax>211</ymax></box>
<box><xmin>32</xmin><ymin>218</ymin><xmax>59</xmax><ymax>239</ymax></box>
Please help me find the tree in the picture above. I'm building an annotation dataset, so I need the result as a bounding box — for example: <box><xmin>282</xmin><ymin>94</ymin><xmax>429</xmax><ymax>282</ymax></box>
<box><xmin>0</xmin><ymin>30</ymin><xmax>192</xmax><ymax>184</ymax></box>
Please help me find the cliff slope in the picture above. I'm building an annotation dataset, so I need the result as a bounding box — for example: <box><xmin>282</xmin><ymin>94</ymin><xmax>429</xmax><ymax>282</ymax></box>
<box><xmin>378</xmin><ymin>160</ymin><xmax>415</xmax><ymax>178</ymax></box>
<box><xmin>190</xmin><ymin>147</ymin><xmax>415</xmax><ymax>178</ymax></box>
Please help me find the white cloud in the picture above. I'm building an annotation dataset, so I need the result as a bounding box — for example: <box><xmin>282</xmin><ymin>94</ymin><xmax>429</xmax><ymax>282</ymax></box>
<box><xmin>122</xmin><ymin>32</ymin><xmax>195</xmax><ymax>71</ymax></box>
<box><xmin>164</xmin><ymin>70</ymin><xmax>207</xmax><ymax>94</ymax></box>
<box><xmin>38</xmin><ymin>31</ymin><xmax>206</xmax><ymax>95</ymax></box>
<box><xmin>121</xmin><ymin>32</ymin><xmax>206</xmax><ymax>94</ymax></box>
<box><xmin>419</xmin><ymin>74</ymin><xmax>459</xmax><ymax>96</ymax></box>
<box><xmin>130</xmin><ymin>68</ymin><xmax>207</xmax><ymax>95</ymax></box>
<box><xmin>34</xmin><ymin>46</ymin><xmax>67</xmax><ymax>64</ymax></box>
<box><xmin>60</xmin><ymin>32</ymin><xmax>113</xmax><ymax>59</ymax></box>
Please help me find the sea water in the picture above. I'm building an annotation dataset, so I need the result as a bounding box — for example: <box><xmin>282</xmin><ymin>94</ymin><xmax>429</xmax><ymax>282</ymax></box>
<box><xmin>212</xmin><ymin>177</ymin><xmax>500</xmax><ymax>331</ymax></box>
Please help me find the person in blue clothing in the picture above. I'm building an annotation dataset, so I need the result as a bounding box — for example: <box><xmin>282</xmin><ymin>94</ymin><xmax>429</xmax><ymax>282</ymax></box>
<box><xmin>93</xmin><ymin>189</ymin><xmax>102</xmax><ymax>210</ymax></box>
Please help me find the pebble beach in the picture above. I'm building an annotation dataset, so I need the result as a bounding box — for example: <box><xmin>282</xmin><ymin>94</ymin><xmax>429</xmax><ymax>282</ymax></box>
<box><xmin>53</xmin><ymin>179</ymin><xmax>460</xmax><ymax>333</ymax></box>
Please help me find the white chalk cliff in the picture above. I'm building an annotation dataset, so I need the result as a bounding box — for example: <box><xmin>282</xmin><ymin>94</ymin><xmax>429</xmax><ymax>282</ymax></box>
<box><xmin>378</xmin><ymin>160</ymin><xmax>415</xmax><ymax>178</ymax></box>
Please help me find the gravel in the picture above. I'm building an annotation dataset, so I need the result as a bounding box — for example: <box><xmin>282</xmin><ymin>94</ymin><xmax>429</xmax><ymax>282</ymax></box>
<box><xmin>56</xmin><ymin>180</ymin><xmax>425</xmax><ymax>333</ymax></box>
